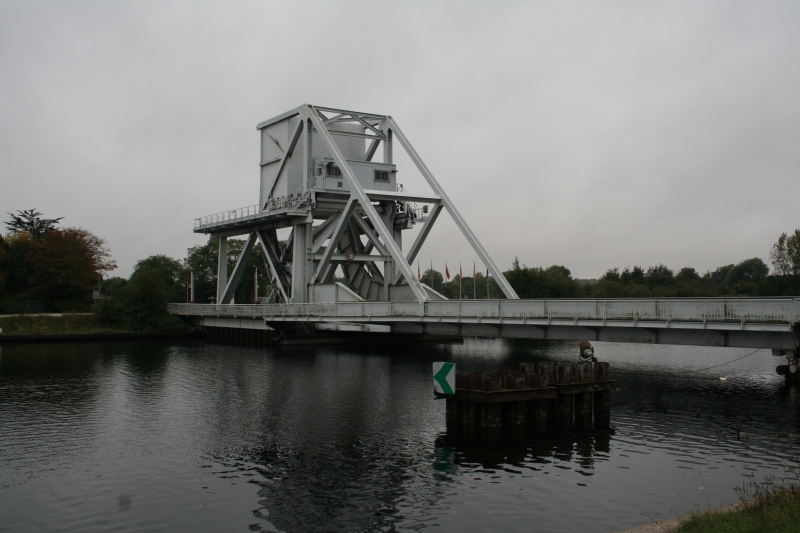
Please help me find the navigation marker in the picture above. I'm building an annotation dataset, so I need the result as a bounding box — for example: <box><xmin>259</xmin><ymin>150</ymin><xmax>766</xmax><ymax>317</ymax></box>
<box><xmin>433</xmin><ymin>362</ymin><xmax>456</xmax><ymax>395</ymax></box>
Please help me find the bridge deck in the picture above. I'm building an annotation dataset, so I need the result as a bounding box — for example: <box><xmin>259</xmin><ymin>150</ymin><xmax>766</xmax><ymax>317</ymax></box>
<box><xmin>170</xmin><ymin>298</ymin><xmax>800</xmax><ymax>350</ymax></box>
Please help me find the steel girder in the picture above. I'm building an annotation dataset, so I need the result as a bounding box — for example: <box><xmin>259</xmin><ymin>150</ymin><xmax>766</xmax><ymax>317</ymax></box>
<box><xmin>210</xmin><ymin>104</ymin><xmax>519</xmax><ymax>304</ymax></box>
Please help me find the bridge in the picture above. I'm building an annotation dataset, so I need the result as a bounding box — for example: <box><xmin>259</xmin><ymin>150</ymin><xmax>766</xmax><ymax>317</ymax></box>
<box><xmin>174</xmin><ymin>104</ymin><xmax>800</xmax><ymax>372</ymax></box>
<box><xmin>170</xmin><ymin>297</ymin><xmax>800</xmax><ymax>352</ymax></box>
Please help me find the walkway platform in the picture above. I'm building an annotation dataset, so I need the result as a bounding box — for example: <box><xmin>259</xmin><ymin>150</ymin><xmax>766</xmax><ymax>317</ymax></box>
<box><xmin>170</xmin><ymin>298</ymin><xmax>800</xmax><ymax>350</ymax></box>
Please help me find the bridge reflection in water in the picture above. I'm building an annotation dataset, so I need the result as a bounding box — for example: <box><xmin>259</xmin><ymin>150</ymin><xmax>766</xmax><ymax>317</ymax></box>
<box><xmin>2</xmin><ymin>338</ymin><xmax>799</xmax><ymax>533</ymax></box>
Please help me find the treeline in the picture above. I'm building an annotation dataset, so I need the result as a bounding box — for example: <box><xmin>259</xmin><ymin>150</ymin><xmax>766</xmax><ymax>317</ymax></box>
<box><xmin>3</xmin><ymin>209</ymin><xmax>798</xmax><ymax>321</ymax></box>
<box><xmin>424</xmin><ymin>230</ymin><xmax>800</xmax><ymax>299</ymax></box>
<box><xmin>100</xmin><ymin>237</ymin><xmax>277</xmax><ymax>307</ymax></box>
<box><xmin>0</xmin><ymin>210</ymin><xmax>116</xmax><ymax>312</ymax></box>
<box><xmin>0</xmin><ymin>210</ymin><xmax>185</xmax><ymax>331</ymax></box>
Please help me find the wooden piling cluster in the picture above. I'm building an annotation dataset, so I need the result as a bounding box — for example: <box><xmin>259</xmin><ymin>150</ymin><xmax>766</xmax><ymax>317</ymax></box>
<box><xmin>444</xmin><ymin>361</ymin><xmax>614</xmax><ymax>434</ymax></box>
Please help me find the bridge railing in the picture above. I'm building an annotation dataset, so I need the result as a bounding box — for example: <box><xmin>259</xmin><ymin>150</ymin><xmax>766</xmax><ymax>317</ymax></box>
<box><xmin>193</xmin><ymin>191</ymin><xmax>313</xmax><ymax>231</ymax></box>
<box><xmin>170</xmin><ymin>298</ymin><xmax>800</xmax><ymax>326</ymax></box>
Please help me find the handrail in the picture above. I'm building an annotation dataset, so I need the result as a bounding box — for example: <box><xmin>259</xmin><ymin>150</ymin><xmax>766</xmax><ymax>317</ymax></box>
<box><xmin>169</xmin><ymin>297</ymin><xmax>800</xmax><ymax>327</ymax></box>
<box><xmin>194</xmin><ymin>190</ymin><xmax>312</xmax><ymax>230</ymax></box>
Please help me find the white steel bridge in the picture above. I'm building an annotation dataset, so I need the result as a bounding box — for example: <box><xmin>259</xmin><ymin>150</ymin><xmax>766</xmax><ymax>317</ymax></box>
<box><xmin>170</xmin><ymin>297</ymin><xmax>800</xmax><ymax>351</ymax></box>
<box><xmin>177</xmin><ymin>104</ymin><xmax>800</xmax><ymax>369</ymax></box>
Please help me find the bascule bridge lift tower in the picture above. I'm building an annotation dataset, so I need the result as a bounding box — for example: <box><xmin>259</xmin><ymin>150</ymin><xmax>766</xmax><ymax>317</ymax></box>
<box><xmin>193</xmin><ymin>105</ymin><xmax>519</xmax><ymax>304</ymax></box>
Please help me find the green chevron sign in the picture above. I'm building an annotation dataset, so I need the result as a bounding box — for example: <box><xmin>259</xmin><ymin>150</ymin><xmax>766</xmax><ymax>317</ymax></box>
<box><xmin>433</xmin><ymin>362</ymin><xmax>456</xmax><ymax>395</ymax></box>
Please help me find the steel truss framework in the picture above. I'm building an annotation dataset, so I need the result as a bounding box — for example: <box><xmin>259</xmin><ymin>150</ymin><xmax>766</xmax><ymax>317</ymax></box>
<box><xmin>201</xmin><ymin>105</ymin><xmax>519</xmax><ymax>304</ymax></box>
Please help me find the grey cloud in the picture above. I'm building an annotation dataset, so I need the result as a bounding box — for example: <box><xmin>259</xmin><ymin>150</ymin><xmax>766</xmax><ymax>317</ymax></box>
<box><xmin>1</xmin><ymin>1</ymin><xmax>798</xmax><ymax>278</ymax></box>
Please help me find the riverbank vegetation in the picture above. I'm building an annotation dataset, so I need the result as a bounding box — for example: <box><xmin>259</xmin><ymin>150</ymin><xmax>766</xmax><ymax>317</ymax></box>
<box><xmin>2</xmin><ymin>209</ymin><xmax>798</xmax><ymax>319</ymax></box>
<box><xmin>429</xmin><ymin>229</ymin><xmax>800</xmax><ymax>299</ymax></box>
<box><xmin>0</xmin><ymin>313</ymin><xmax>121</xmax><ymax>335</ymax></box>
<box><xmin>677</xmin><ymin>476</ymin><xmax>800</xmax><ymax>533</ymax></box>
<box><xmin>0</xmin><ymin>210</ymin><xmax>186</xmax><ymax>332</ymax></box>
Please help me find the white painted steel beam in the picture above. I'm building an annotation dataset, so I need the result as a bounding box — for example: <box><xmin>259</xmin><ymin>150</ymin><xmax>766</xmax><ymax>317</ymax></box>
<box><xmin>316</xmin><ymin>322</ymin><xmax>391</xmax><ymax>333</ymax></box>
<box><xmin>308</xmin><ymin>107</ymin><xmax>429</xmax><ymax>302</ymax></box>
<box><xmin>220</xmin><ymin>232</ymin><xmax>256</xmax><ymax>304</ymax></box>
<box><xmin>311</xmin><ymin>214</ymin><xmax>338</xmax><ymax>253</ymax></box>
<box><xmin>256</xmin><ymin>231</ymin><xmax>289</xmax><ymax>303</ymax></box>
<box><xmin>364</xmin><ymin>139</ymin><xmax>380</xmax><ymax>161</ymax></box>
<box><xmin>256</xmin><ymin>108</ymin><xmax>301</xmax><ymax>131</ymax></box>
<box><xmin>312</xmin><ymin>106</ymin><xmax>386</xmax><ymax>120</ymax></box>
<box><xmin>394</xmin><ymin>204</ymin><xmax>443</xmax><ymax>284</ymax></box>
<box><xmin>314</xmin><ymin>197</ymin><xmax>357</xmax><ymax>283</ymax></box>
<box><xmin>169</xmin><ymin>297</ymin><xmax>800</xmax><ymax>350</ymax></box>
<box><xmin>387</xmin><ymin>117</ymin><xmax>519</xmax><ymax>300</ymax></box>
<box><xmin>265</xmin><ymin>121</ymin><xmax>304</xmax><ymax>201</ymax></box>
<box><xmin>362</xmin><ymin>189</ymin><xmax>441</xmax><ymax>204</ymax></box>
<box><xmin>314</xmin><ymin>254</ymin><xmax>389</xmax><ymax>262</ymax></box>
<box><xmin>216</xmin><ymin>236</ymin><xmax>228</xmax><ymax>303</ymax></box>
<box><xmin>351</xmin><ymin>215</ymin><xmax>389</xmax><ymax>256</ymax></box>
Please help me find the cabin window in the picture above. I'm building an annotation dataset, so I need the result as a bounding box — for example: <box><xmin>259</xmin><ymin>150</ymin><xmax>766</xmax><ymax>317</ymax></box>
<box><xmin>374</xmin><ymin>170</ymin><xmax>389</xmax><ymax>182</ymax></box>
<box><xmin>337</xmin><ymin>181</ymin><xmax>343</xmax><ymax>188</ymax></box>
<box><xmin>326</xmin><ymin>162</ymin><xmax>342</xmax><ymax>178</ymax></box>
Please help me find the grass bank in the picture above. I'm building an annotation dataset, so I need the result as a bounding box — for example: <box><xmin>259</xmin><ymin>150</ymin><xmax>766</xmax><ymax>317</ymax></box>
<box><xmin>0</xmin><ymin>314</ymin><xmax>125</xmax><ymax>335</ymax></box>
<box><xmin>676</xmin><ymin>478</ymin><xmax>800</xmax><ymax>533</ymax></box>
<box><xmin>0</xmin><ymin>313</ymin><xmax>191</xmax><ymax>336</ymax></box>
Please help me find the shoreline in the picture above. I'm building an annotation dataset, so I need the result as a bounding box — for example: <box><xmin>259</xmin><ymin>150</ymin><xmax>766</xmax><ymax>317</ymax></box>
<box><xmin>0</xmin><ymin>331</ymin><xmax>203</xmax><ymax>344</ymax></box>
<box><xmin>611</xmin><ymin>502</ymin><xmax>744</xmax><ymax>533</ymax></box>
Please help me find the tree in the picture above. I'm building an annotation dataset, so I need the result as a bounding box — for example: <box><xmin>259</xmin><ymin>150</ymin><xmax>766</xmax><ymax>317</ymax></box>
<box><xmin>123</xmin><ymin>266</ymin><xmax>169</xmax><ymax>331</ymax></box>
<box><xmin>133</xmin><ymin>255</ymin><xmax>187</xmax><ymax>303</ymax></box>
<box><xmin>706</xmin><ymin>264</ymin><xmax>734</xmax><ymax>285</ymax></box>
<box><xmin>724</xmin><ymin>257</ymin><xmax>769</xmax><ymax>295</ymax></box>
<box><xmin>620</xmin><ymin>266</ymin><xmax>645</xmax><ymax>285</ymax></box>
<box><xmin>725</xmin><ymin>258</ymin><xmax>769</xmax><ymax>285</ymax></box>
<box><xmin>645</xmin><ymin>264</ymin><xmax>674</xmax><ymax>288</ymax></box>
<box><xmin>0</xmin><ymin>240</ymin><xmax>6</xmax><ymax>295</ymax></box>
<box><xmin>186</xmin><ymin>238</ymin><xmax>219</xmax><ymax>304</ymax></box>
<box><xmin>422</xmin><ymin>268</ymin><xmax>444</xmax><ymax>290</ymax></box>
<box><xmin>5</xmin><ymin>209</ymin><xmax>63</xmax><ymax>238</ymax></box>
<box><xmin>185</xmin><ymin>236</ymin><xmax>277</xmax><ymax>303</ymax></box>
<box><xmin>2</xmin><ymin>232</ymin><xmax>33</xmax><ymax>299</ymax></box>
<box><xmin>770</xmin><ymin>230</ymin><xmax>800</xmax><ymax>276</ymax></box>
<box><xmin>675</xmin><ymin>267</ymin><xmax>700</xmax><ymax>283</ymax></box>
<box><xmin>504</xmin><ymin>261</ymin><xmax>579</xmax><ymax>298</ymax></box>
<box><xmin>27</xmin><ymin>230</ymin><xmax>95</xmax><ymax>309</ymax></box>
<box><xmin>101</xmin><ymin>276</ymin><xmax>128</xmax><ymax>300</ymax></box>
<box><xmin>600</xmin><ymin>268</ymin><xmax>621</xmax><ymax>282</ymax></box>
<box><xmin>26</xmin><ymin>228</ymin><xmax>116</xmax><ymax>310</ymax></box>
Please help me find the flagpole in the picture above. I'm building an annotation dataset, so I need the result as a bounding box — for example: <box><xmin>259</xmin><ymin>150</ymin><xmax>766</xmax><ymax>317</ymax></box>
<box><xmin>459</xmin><ymin>261</ymin><xmax>462</xmax><ymax>300</ymax></box>
<box><xmin>473</xmin><ymin>261</ymin><xmax>476</xmax><ymax>300</ymax></box>
<box><xmin>486</xmin><ymin>269</ymin><xmax>489</xmax><ymax>299</ymax></box>
<box><xmin>430</xmin><ymin>259</ymin><xmax>433</xmax><ymax>291</ymax></box>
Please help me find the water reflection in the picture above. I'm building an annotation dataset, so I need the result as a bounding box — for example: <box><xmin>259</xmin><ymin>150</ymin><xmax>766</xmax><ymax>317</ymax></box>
<box><xmin>1</xmin><ymin>338</ymin><xmax>799</xmax><ymax>533</ymax></box>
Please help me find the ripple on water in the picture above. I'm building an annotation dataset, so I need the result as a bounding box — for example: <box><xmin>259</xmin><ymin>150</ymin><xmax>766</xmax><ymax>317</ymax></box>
<box><xmin>1</xmin><ymin>339</ymin><xmax>799</xmax><ymax>533</ymax></box>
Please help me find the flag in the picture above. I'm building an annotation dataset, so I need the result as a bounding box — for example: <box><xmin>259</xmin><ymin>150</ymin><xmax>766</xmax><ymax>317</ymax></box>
<box><xmin>486</xmin><ymin>268</ymin><xmax>490</xmax><ymax>277</ymax></box>
<box><xmin>473</xmin><ymin>262</ymin><xmax>476</xmax><ymax>278</ymax></box>
<box><xmin>459</xmin><ymin>263</ymin><xmax>462</xmax><ymax>278</ymax></box>
<box><xmin>418</xmin><ymin>260</ymin><xmax>421</xmax><ymax>279</ymax></box>
<box><xmin>445</xmin><ymin>263</ymin><xmax>450</xmax><ymax>280</ymax></box>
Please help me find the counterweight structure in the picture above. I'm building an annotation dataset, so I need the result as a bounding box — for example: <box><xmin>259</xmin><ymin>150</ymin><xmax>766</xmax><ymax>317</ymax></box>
<box><xmin>193</xmin><ymin>104</ymin><xmax>519</xmax><ymax>304</ymax></box>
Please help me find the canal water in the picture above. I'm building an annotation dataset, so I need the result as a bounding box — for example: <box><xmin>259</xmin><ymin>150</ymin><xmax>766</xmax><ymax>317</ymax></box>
<box><xmin>1</xmin><ymin>338</ymin><xmax>798</xmax><ymax>533</ymax></box>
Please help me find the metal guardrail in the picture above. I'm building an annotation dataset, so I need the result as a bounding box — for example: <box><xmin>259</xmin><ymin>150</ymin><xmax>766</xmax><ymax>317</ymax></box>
<box><xmin>193</xmin><ymin>181</ymin><xmax>432</xmax><ymax>231</ymax></box>
<box><xmin>194</xmin><ymin>191</ymin><xmax>312</xmax><ymax>231</ymax></box>
<box><xmin>170</xmin><ymin>298</ymin><xmax>800</xmax><ymax>328</ymax></box>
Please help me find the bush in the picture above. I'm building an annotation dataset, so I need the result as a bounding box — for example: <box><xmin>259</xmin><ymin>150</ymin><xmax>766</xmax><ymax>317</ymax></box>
<box><xmin>122</xmin><ymin>267</ymin><xmax>188</xmax><ymax>332</ymax></box>
<box><xmin>93</xmin><ymin>298</ymin><xmax>125</xmax><ymax>327</ymax></box>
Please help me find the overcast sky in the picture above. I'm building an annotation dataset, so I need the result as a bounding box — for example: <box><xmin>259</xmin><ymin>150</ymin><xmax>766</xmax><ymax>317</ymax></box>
<box><xmin>1</xmin><ymin>1</ymin><xmax>798</xmax><ymax>279</ymax></box>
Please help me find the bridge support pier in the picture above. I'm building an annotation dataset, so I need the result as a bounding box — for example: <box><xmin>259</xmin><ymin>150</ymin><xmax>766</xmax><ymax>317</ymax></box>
<box><xmin>786</xmin><ymin>350</ymin><xmax>800</xmax><ymax>384</ymax></box>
